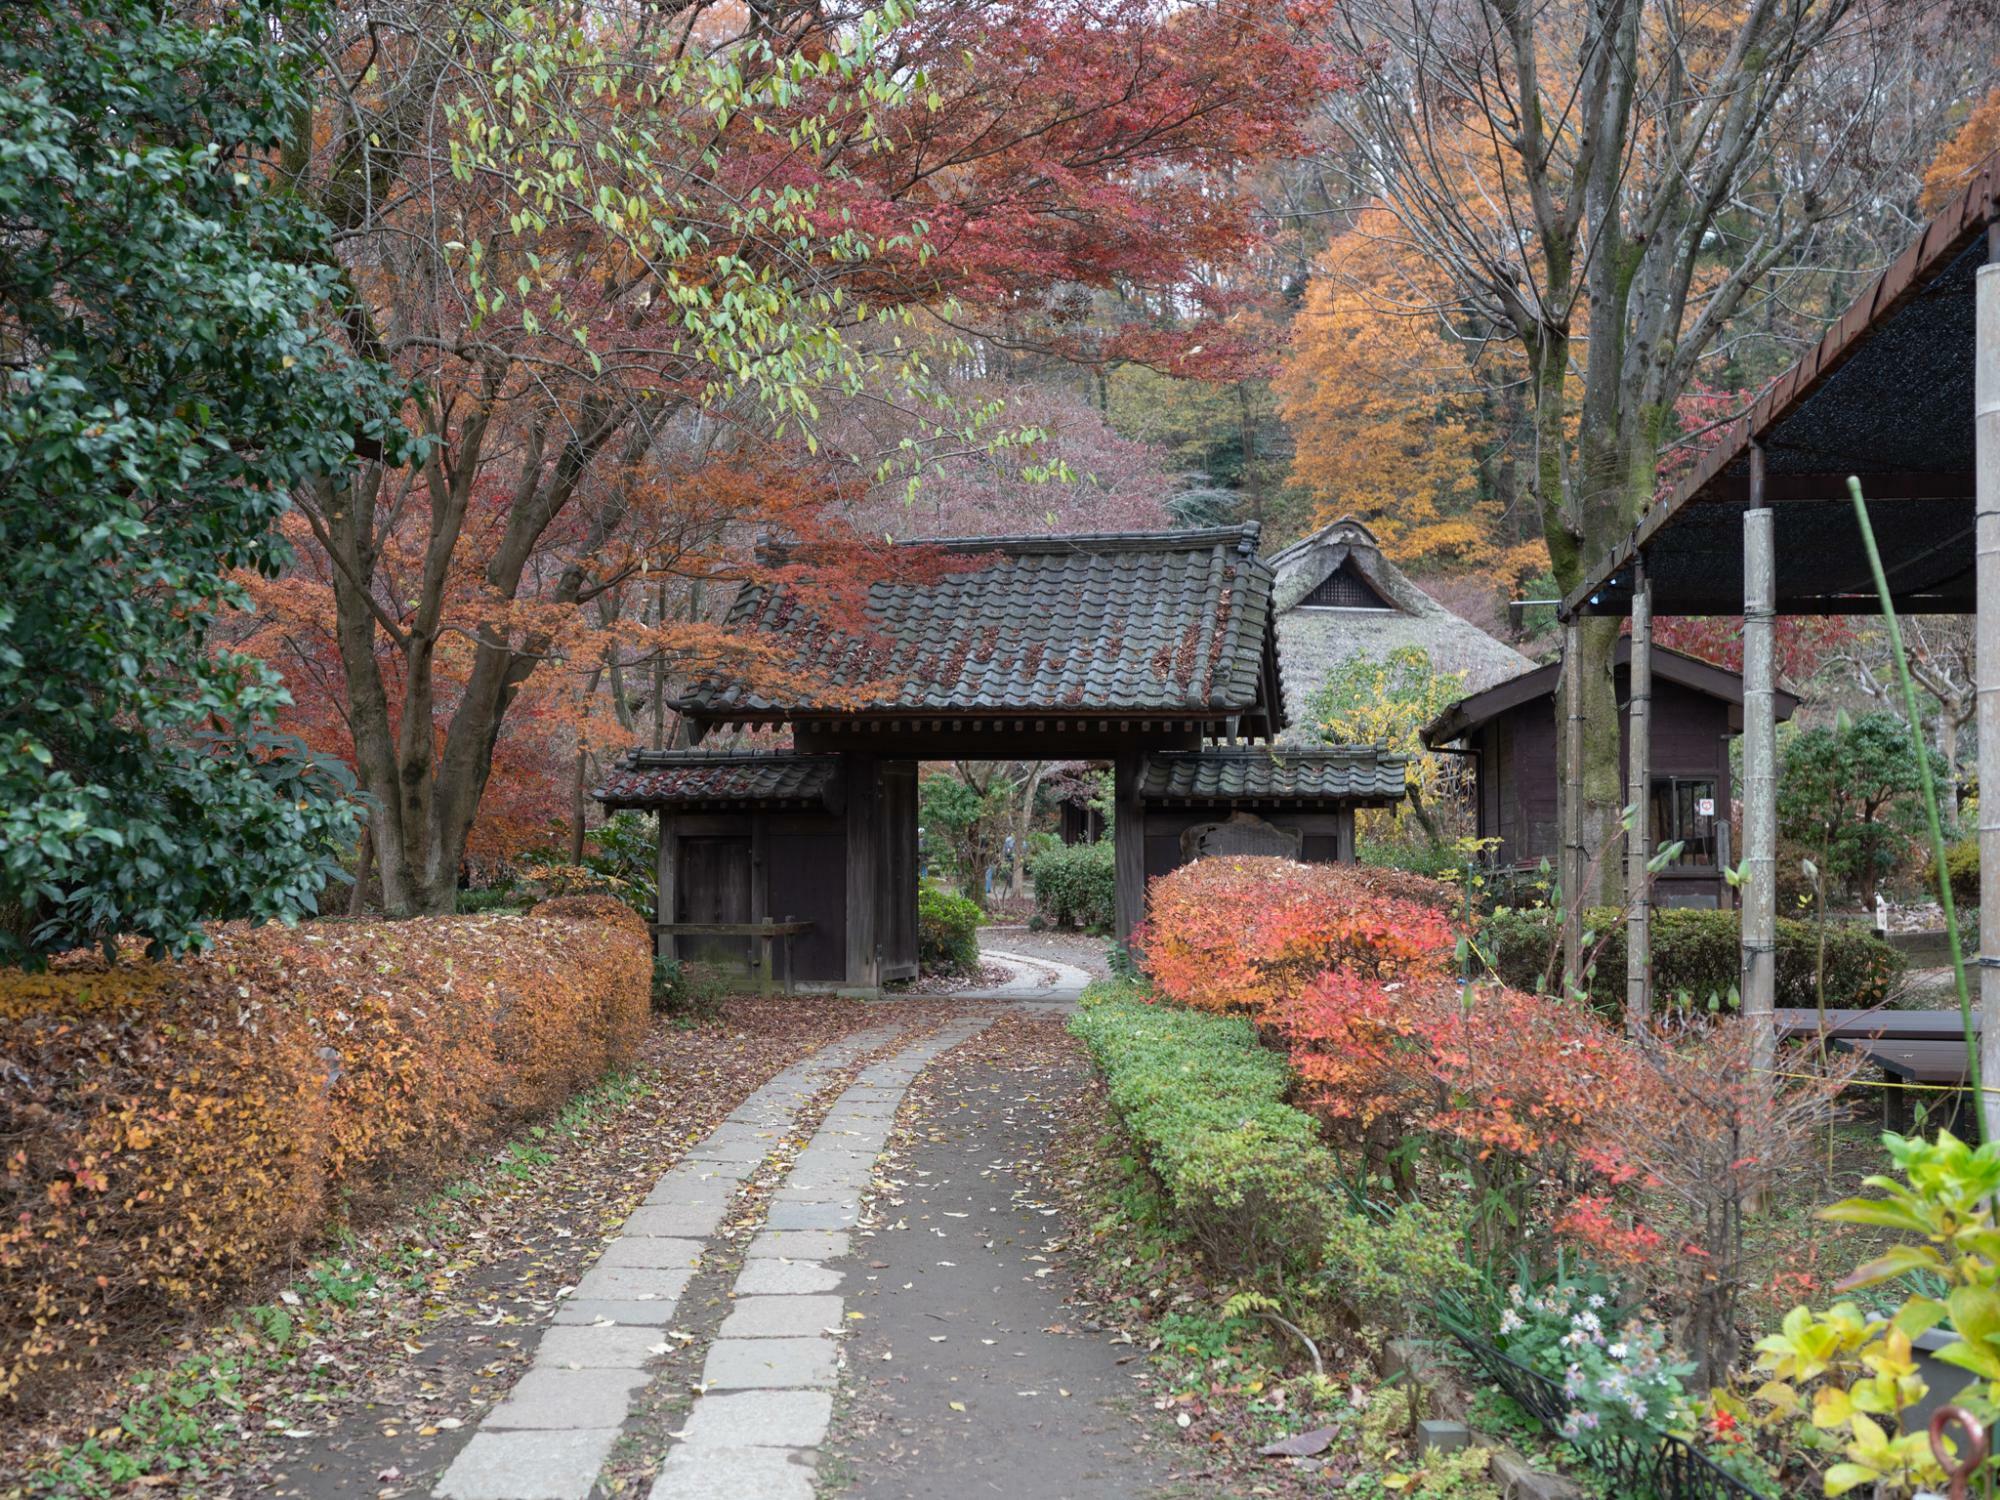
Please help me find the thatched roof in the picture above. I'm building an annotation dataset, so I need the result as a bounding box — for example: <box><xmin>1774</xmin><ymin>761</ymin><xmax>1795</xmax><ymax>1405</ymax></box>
<box><xmin>1266</xmin><ymin>517</ymin><xmax>1535</xmax><ymax>744</ymax></box>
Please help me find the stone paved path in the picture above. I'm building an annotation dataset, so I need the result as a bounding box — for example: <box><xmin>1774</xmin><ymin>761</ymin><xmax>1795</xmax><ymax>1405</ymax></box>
<box><xmin>954</xmin><ymin>949</ymin><xmax>1094</xmax><ymax>1005</ymax></box>
<box><xmin>825</xmin><ymin>1038</ymin><xmax>1172</xmax><ymax>1500</ymax></box>
<box><xmin>430</xmin><ymin>1013</ymin><xmax>995</xmax><ymax>1500</ymax></box>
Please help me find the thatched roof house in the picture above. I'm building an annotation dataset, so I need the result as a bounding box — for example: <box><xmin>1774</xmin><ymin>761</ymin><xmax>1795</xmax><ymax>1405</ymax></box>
<box><xmin>1267</xmin><ymin>516</ymin><xmax>1535</xmax><ymax>742</ymax></box>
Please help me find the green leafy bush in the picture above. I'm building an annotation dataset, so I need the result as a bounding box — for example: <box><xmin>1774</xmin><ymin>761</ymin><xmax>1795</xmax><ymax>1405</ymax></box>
<box><xmin>1070</xmin><ymin>982</ymin><xmax>1334</xmax><ymax>1281</ymax></box>
<box><xmin>1031</xmin><ymin>840</ymin><xmax>1115</xmax><ymax>931</ymax></box>
<box><xmin>918</xmin><ymin>886</ymin><xmax>982</xmax><ymax>974</ymax></box>
<box><xmin>1482</xmin><ymin>905</ymin><xmax>1903</xmax><ymax>1012</ymax></box>
<box><xmin>1319</xmin><ymin>1198</ymin><xmax>1476</xmax><ymax>1335</ymax></box>
<box><xmin>1947</xmin><ymin>838</ymin><xmax>1978</xmax><ymax>909</ymax></box>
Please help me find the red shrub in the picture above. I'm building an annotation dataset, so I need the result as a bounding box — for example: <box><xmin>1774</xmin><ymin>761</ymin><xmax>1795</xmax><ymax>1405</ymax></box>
<box><xmin>0</xmin><ymin>903</ymin><xmax>650</xmax><ymax>1410</ymax></box>
<box><xmin>1137</xmin><ymin>857</ymin><xmax>1455</xmax><ymax>1016</ymax></box>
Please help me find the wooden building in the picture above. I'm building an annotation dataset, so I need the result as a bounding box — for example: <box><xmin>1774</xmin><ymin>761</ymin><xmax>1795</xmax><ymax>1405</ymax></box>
<box><xmin>1421</xmin><ymin>641</ymin><xmax>1798</xmax><ymax>907</ymax></box>
<box><xmin>596</xmin><ymin>524</ymin><xmax>1407</xmax><ymax>992</ymax></box>
<box><xmin>1134</xmin><ymin>747</ymin><xmax>1406</xmax><ymax>881</ymax></box>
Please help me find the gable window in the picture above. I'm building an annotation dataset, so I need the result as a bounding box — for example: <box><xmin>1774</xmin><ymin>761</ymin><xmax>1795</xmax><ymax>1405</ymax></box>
<box><xmin>1302</xmin><ymin>561</ymin><xmax>1392</xmax><ymax>610</ymax></box>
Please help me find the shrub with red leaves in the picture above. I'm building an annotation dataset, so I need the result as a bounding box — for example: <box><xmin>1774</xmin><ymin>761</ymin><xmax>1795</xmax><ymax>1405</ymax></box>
<box><xmin>1136</xmin><ymin>856</ymin><xmax>1455</xmax><ymax>1017</ymax></box>
<box><xmin>0</xmin><ymin>900</ymin><xmax>650</xmax><ymax>1411</ymax></box>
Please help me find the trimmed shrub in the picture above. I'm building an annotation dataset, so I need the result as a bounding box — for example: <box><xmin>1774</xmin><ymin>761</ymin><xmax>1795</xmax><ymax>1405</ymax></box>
<box><xmin>1947</xmin><ymin>838</ymin><xmax>1978</xmax><ymax>910</ymax></box>
<box><xmin>0</xmin><ymin>901</ymin><xmax>649</xmax><ymax>1410</ymax></box>
<box><xmin>919</xmin><ymin>886</ymin><xmax>983</xmax><ymax>974</ymax></box>
<box><xmin>1481</xmin><ymin>905</ymin><xmax>1903</xmax><ymax>1013</ymax></box>
<box><xmin>1031</xmin><ymin>840</ymin><xmax>1116</xmax><ymax>931</ymax></box>
<box><xmin>1136</xmin><ymin>856</ymin><xmax>1455</xmax><ymax>1016</ymax></box>
<box><xmin>1070</xmin><ymin>983</ymin><xmax>1335</xmax><ymax>1281</ymax></box>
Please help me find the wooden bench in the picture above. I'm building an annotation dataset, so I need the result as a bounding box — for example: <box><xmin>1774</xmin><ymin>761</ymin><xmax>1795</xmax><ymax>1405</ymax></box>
<box><xmin>648</xmin><ymin>919</ymin><xmax>813</xmax><ymax>993</ymax></box>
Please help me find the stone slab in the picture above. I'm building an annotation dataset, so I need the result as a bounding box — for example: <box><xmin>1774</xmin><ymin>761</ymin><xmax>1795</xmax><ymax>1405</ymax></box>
<box><xmin>571</xmin><ymin>1263</ymin><xmax>694</xmax><ymax>1303</ymax></box>
<box><xmin>701</xmin><ymin>1336</ymin><xmax>836</xmax><ymax>1389</ymax></box>
<box><xmin>434</xmin><ymin>1427</ymin><xmax>620</xmax><ymax>1500</ymax></box>
<box><xmin>621</xmin><ymin>1202</ymin><xmax>725</xmax><ymax>1238</ymax></box>
<box><xmin>678</xmin><ymin>1389</ymin><xmax>834</xmax><ymax>1449</ymax></box>
<box><xmin>733</xmin><ymin>1258</ymin><xmax>844</xmax><ymax>1296</ymax></box>
<box><xmin>717</xmin><ymin>1294</ymin><xmax>844</xmax><ymax>1339</ymax></box>
<box><xmin>763</xmin><ymin>1200</ymin><xmax>858</xmax><ymax>1231</ymax></box>
<box><xmin>551</xmin><ymin>1298</ymin><xmax>680</xmax><ymax>1327</ymax></box>
<box><xmin>644</xmin><ymin>1175</ymin><xmax>736</xmax><ymax>1208</ymax></box>
<box><xmin>771</xmin><ymin>1185</ymin><xmax>859</xmax><ymax>1207</ymax></box>
<box><xmin>483</xmin><ymin>1367</ymin><xmax>648</xmax><ymax>1429</ymax></box>
<box><xmin>647</xmin><ymin>1444</ymin><xmax>817</xmax><ymax>1500</ymax></box>
<box><xmin>594</xmin><ymin>1237</ymin><xmax>702</xmax><ymax>1271</ymax></box>
<box><xmin>745</xmin><ymin>1230</ymin><xmax>850</xmax><ymax>1260</ymax></box>
<box><xmin>534</xmin><ymin>1323</ymin><xmax>664</xmax><ymax>1368</ymax></box>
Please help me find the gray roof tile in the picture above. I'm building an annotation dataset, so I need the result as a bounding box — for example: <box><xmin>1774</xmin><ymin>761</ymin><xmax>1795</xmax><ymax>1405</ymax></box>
<box><xmin>1136</xmin><ymin>747</ymin><xmax>1408</xmax><ymax>806</ymax></box>
<box><xmin>676</xmin><ymin>526</ymin><xmax>1282</xmax><ymax>731</ymax></box>
<box><xmin>594</xmin><ymin>751</ymin><xmax>842</xmax><ymax>811</ymax></box>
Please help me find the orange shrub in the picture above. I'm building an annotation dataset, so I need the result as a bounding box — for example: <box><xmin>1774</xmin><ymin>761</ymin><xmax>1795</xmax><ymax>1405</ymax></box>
<box><xmin>0</xmin><ymin>901</ymin><xmax>649</xmax><ymax>1410</ymax></box>
<box><xmin>1136</xmin><ymin>856</ymin><xmax>1455</xmax><ymax>1015</ymax></box>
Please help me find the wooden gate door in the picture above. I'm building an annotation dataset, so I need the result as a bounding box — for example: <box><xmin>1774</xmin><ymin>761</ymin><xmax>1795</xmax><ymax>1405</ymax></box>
<box><xmin>677</xmin><ymin>835</ymin><xmax>751</xmax><ymax>968</ymax></box>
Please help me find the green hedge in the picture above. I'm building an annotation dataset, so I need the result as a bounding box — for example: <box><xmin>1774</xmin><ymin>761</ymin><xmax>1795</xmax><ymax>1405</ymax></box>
<box><xmin>1031</xmin><ymin>840</ymin><xmax>1115</xmax><ymax>931</ymax></box>
<box><xmin>1070</xmin><ymin>982</ymin><xmax>1334</xmax><ymax>1281</ymax></box>
<box><xmin>1483</xmin><ymin>905</ymin><xmax>1904</xmax><ymax>1012</ymax></box>
<box><xmin>1947</xmin><ymin>839</ymin><xmax>1978</xmax><ymax>909</ymax></box>
<box><xmin>918</xmin><ymin>885</ymin><xmax>983</xmax><ymax>974</ymax></box>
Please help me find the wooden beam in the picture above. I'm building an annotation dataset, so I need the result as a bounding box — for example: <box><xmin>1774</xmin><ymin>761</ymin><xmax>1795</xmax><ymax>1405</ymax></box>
<box><xmin>845</xmin><ymin>754</ymin><xmax>880</xmax><ymax>990</ymax></box>
<box><xmin>656</xmin><ymin>814</ymin><xmax>679</xmax><ymax>964</ymax></box>
<box><xmin>1113</xmin><ymin>749</ymin><xmax>1145</xmax><ymax>944</ymax></box>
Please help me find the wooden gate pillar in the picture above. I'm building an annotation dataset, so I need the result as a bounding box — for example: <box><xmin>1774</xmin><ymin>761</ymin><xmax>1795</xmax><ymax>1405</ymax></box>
<box><xmin>1625</xmin><ymin>556</ymin><xmax>1653</xmax><ymax>1036</ymax></box>
<box><xmin>844</xmin><ymin>752</ymin><xmax>880</xmax><ymax>990</ymax></box>
<box><xmin>1113</xmin><ymin>749</ymin><xmax>1145</xmax><ymax>944</ymax></box>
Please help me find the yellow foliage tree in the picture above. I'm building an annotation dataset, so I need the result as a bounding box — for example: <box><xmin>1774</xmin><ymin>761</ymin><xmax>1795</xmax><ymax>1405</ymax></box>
<box><xmin>1922</xmin><ymin>85</ymin><xmax>2000</xmax><ymax>213</ymax></box>
<box><xmin>1276</xmin><ymin>218</ymin><xmax>1503</xmax><ymax>571</ymax></box>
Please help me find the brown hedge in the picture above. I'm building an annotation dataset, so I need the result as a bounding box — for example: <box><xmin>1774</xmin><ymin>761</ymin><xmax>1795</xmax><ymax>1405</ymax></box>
<box><xmin>0</xmin><ymin>900</ymin><xmax>650</xmax><ymax>1410</ymax></box>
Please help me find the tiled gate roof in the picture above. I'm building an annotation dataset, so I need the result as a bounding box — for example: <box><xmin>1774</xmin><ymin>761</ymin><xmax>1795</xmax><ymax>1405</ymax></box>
<box><xmin>593</xmin><ymin>751</ymin><xmax>843</xmax><ymax>811</ymax></box>
<box><xmin>676</xmin><ymin>525</ymin><xmax>1284</xmax><ymax>736</ymax></box>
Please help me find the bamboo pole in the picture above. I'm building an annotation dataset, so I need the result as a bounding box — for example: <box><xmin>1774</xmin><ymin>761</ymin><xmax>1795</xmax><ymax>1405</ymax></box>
<box><xmin>1626</xmin><ymin>557</ymin><xmax>1653</xmax><ymax>1036</ymax></box>
<box><xmin>1977</xmin><ymin>238</ymin><xmax>2000</xmax><ymax>1140</ymax></box>
<box><xmin>1562</xmin><ymin>620</ymin><xmax>1585</xmax><ymax>991</ymax></box>
<box><xmin>1742</xmin><ymin>454</ymin><xmax>1777</xmax><ymax>1082</ymax></box>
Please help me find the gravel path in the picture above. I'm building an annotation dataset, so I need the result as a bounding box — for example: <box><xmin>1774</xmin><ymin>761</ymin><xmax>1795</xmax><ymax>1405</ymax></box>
<box><xmin>977</xmin><ymin>926</ymin><xmax>1114</xmax><ymax>981</ymax></box>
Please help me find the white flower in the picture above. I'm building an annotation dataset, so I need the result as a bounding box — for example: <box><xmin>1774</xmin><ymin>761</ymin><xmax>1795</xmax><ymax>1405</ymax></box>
<box><xmin>1499</xmin><ymin>1310</ymin><xmax>1525</xmax><ymax>1335</ymax></box>
<box><xmin>1588</xmin><ymin>1294</ymin><xmax>1606</xmax><ymax>1309</ymax></box>
<box><xmin>1607</xmin><ymin>1341</ymin><xmax>1629</xmax><ymax>1360</ymax></box>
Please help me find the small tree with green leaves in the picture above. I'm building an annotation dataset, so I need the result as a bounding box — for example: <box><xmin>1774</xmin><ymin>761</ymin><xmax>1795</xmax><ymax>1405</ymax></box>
<box><xmin>0</xmin><ymin>0</ymin><xmax>402</xmax><ymax>963</ymax></box>
<box><xmin>1777</xmin><ymin>712</ymin><xmax>1942</xmax><ymax>910</ymax></box>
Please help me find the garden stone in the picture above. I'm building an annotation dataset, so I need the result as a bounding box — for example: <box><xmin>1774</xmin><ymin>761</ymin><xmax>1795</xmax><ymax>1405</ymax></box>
<box><xmin>434</xmin><ymin>1428</ymin><xmax>621</xmax><ymax>1500</ymax></box>
<box><xmin>1417</xmin><ymin>1419</ymin><xmax>1470</xmax><ymax>1455</ymax></box>
<box><xmin>622</xmin><ymin>1202</ymin><xmax>724</xmax><ymax>1238</ymax></box>
<box><xmin>678</xmin><ymin>1389</ymin><xmax>834</xmax><ymax>1448</ymax></box>
<box><xmin>716</xmin><ymin>1294</ymin><xmax>844</xmax><ymax>1339</ymax></box>
<box><xmin>763</xmin><ymin>1200</ymin><xmax>858</xmax><ymax>1231</ymax></box>
<box><xmin>483</xmin><ymin>1367</ymin><xmax>648</xmax><ymax>1429</ymax></box>
<box><xmin>1490</xmin><ymin>1451</ymin><xmax>1585</xmax><ymax>1500</ymax></box>
<box><xmin>595</xmin><ymin>1237</ymin><xmax>702</xmax><ymax>1270</ymax></box>
<box><xmin>534</xmin><ymin>1323</ymin><xmax>663</xmax><ymax>1368</ymax></box>
<box><xmin>701</xmin><ymin>1336</ymin><xmax>837</xmax><ymax>1388</ymax></box>
<box><xmin>647</xmin><ymin>1445</ymin><xmax>817</xmax><ymax>1500</ymax></box>
<box><xmin>571</xmin><ymin>1263</ymin><xmax>694</xmax><ymax>1302</ymax></box>
<box><xmin>552</xmin><ymin>1298</ymin><xmax>681</xmax><ymax>1327</ymax></box>
<box><xmin>746</xmin><ymin>1230</ymin><xmax>850</xmax><ymax>1260</ymax></box>
<box><xmin>733</xmin><ymin>1259</ymin><xmax>843</xmax><ymax>1295</ymax></box>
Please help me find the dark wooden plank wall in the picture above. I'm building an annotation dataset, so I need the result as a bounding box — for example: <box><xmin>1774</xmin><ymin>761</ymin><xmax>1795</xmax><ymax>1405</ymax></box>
<box><xmin>878</xmin><ymin>761</ymin><xmax>920</xmax><ymax>982</ymax></box>
<box><xmin>766</xmin><ymin>816</ymin><xmax>847</xmax><ymax>980</ymax></box>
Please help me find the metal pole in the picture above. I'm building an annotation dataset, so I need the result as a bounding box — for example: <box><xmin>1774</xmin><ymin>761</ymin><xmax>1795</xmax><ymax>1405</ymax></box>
<box><xmin>1976</xmin><ymin>240</ymin><xmax>2000</xmax><ymax>1140</ymax></box>
<box><xmin>1626</xmin><ymin>557</ymin><xmax>1653</xmax><ymax>1036</ymax></box>
<box><xmin>1742</xmin><ymin>452</ymin><xmax>1777</xmax><ymax>1082</ymax></box>
<box><xmin>1562</xmin><ymin>620</ymin><xmax>1585</xmax><ymax>992</ymax></box>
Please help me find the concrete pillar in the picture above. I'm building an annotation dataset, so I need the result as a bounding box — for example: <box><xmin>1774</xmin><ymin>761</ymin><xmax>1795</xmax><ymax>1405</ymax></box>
<box><xmin>1742</xmin><ymin>460</ymin><xmax>1777</xmax><ymax>1081</ymax></box>
<box><xmin>1625</xmin><ymin>559</ymin><xmax>1653</xmax><ymax>1036</ymax></box>
<box><xmin>1561</xmin><ymin>621</ymin><xmax>1585</xmax><ymax>991</ymax></box>
<box><xmin>1113</xmin><ymin>749</ymin><xmax>1146</xmax><ymax>944</ymax></box>
<box><xmin>1977</xmin><ymin>249</ymin><xmax>2000</xmax><ymax>1139</ymax></box>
